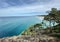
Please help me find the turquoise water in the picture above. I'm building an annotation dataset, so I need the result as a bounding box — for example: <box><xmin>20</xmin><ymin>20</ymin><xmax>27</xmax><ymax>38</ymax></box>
<box><xmin>0</xmin><ymin>16</ymin><xmax>42</xmax><ymax>38</ymax></box>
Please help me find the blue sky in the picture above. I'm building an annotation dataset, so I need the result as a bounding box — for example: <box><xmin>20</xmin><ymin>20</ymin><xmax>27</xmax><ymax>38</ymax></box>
<box><xmin>0</xmin><ymin>0</ymin><xmax>60</xmax><ymax>16</ymax></box>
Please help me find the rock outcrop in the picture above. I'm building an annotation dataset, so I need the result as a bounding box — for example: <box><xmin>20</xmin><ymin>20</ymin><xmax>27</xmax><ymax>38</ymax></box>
<box><xmin>0</xmin><ymin>35</ymin><xmax>60</xmax><ymax>42</ymax></box>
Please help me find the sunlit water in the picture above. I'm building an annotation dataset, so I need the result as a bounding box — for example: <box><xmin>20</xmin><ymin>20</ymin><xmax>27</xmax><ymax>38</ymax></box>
<box><xmin>0</xmin><ymin>16</ymin><xmax>43</xmax><ymax>38</ymax></box>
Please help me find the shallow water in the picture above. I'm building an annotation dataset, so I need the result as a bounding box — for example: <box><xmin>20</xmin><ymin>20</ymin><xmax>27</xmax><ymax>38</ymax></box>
<box><xmin>0</xmin><ymin>16</ymin><xmax>42</xmax><ymax>38</ymax></box>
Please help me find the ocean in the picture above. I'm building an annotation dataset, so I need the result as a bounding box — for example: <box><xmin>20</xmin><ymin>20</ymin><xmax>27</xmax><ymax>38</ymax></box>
<box><xmin>0</xmin><ymin>16</ymin><xmax>42</xmax><ymax>38</ymax></box>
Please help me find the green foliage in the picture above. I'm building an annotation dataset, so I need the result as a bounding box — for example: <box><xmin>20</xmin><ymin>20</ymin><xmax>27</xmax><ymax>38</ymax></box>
<box><xmin>44</xmin><ymin>8</ymin><xmax>60</xmax><ymax>24</ymax></box>
<box><xmin>22</xmin><ymin>23</ymin><xmax>42</xmax><ymax>35</ymax></box>
<box><xmin>22</xmin><ymin>8</ymin><xmax>60</xmax><ymax>38</ymax></box>
<box><xmin>44</xmin><ymin>8</ymin><xmax>60</xmax><ymax>37</ymax></box>
<box><xmin>53</xmin><ymin>24</ymin><xmax>60</xmax><ymax>33</ymax></box>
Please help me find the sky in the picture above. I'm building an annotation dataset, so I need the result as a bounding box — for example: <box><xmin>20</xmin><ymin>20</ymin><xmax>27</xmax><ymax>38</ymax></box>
<box><xmin>0</xmin><ymin>0</ymin><xmax>60</xmax><ymax>16</ymax></box>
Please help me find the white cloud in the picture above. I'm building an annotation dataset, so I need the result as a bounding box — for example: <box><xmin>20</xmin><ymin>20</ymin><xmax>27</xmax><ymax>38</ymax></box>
<box><xmin>0</xmin><ymin>0</ymin><xmax>60</xmax><ymax>16</ymax></box>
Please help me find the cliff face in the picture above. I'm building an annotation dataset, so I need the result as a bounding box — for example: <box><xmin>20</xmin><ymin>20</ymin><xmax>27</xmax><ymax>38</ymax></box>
<box><xmin>0</xmin><ymin>35</ymin><xmax>60</xmax><ymax>42</ymax></box>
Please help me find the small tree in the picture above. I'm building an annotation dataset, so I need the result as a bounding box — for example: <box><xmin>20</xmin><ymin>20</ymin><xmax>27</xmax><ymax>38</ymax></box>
<box><xmin>44</xmin><ymin>8</ymin><xmax>58</xmax><ymax>33</ymax></box>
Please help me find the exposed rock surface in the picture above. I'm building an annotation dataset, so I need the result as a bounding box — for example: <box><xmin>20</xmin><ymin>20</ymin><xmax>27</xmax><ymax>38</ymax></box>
<box><xmin>0</xmin><ymin>35</ymin><xmax>60</xmax><ymax>42</ymax></box>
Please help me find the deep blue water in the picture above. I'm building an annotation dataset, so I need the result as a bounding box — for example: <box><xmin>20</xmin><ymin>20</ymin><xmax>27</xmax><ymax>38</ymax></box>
<box><xmin>0</xmin><ymin>16</ymin><xmax>42</xmax><ymax>38</ymax></box>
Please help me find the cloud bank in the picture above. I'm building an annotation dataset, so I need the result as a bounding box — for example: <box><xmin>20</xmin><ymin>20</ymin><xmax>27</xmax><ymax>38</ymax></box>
<box><xmin>0</xmin><ymin>0</ymin><xmax>60</xmax><ymax>16</ymax></box>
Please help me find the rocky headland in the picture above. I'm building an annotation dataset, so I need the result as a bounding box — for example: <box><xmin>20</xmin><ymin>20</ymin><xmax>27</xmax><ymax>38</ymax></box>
<box><xmin>0</xmin><ymin>35</ymin><xmax>60</xmax><ymax>42</ymax></box>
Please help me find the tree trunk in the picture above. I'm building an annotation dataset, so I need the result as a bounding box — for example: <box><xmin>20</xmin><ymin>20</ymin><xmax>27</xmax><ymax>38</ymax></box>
<box><xmin>49</xmin><ymin>20</ymin><xmax>52</xmax><ymax>33</ymax></box>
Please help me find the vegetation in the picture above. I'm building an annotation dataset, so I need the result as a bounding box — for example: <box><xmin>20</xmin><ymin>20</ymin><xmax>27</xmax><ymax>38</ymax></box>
<box><xmin>22</xmin><ymin>8</ymin><xmax>60</xmax><ymax>38</ymax></box>
<box><xmin>44</xmin><ymin>8</ymin><xmax>60</xmax><ymax>38</ymax></box>
<box><xmin>44</xmin><ymin>8</ymin><xmax>60</xmax><ymax>24</ymax></box>
<box><xmin>22</xmin><ymin>23</ymin><xmax>42</xmax><ymax>35</ymax></box>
